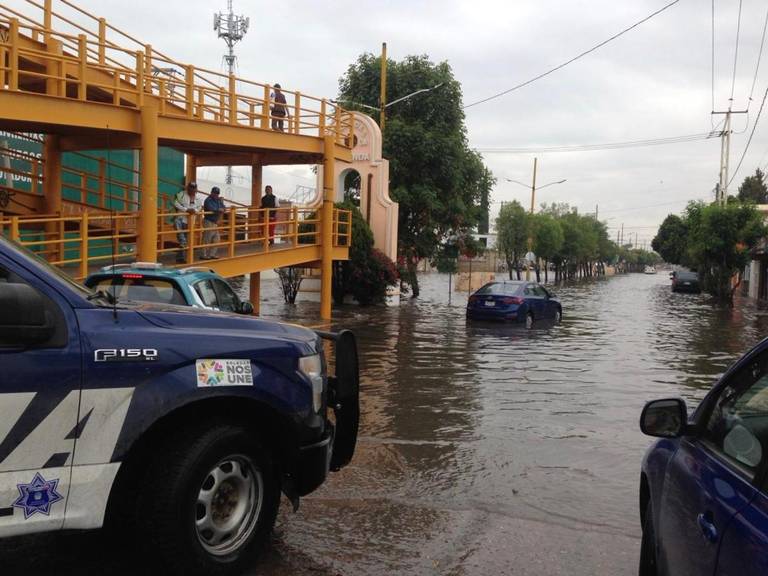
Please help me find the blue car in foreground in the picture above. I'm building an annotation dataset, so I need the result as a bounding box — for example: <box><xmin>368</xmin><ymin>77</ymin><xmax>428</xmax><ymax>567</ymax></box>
<box><xmin>466</xmin><ymin>281</ymin><xmax>562</xmax><ymax>327</ymax></box>
<box><xmin>639</xmin><ymin>340</ymin><xmax>768</xmax><ymax>575</ymax></box>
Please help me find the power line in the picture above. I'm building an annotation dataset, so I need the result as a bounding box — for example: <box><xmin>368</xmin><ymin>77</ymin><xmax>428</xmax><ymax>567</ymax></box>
<box><xmin>475</xmin><ymin>132</ymin><xmax>715</xmax><ymax>154</ymax></box>
<box><xmin>729</xmin><ymin>84</ymin><xmax>768</xmax><ymax>187</ymax></box>
<box><xmin>747</xmin><ymin>4</ymin><xmax>768</xmax><ymax>111</ymax></box>
<box><xmin>730</xmin><ymin>0</ymin><xmax>744</xmax><ymax>103</ymax></box>
<box><xmin>463</xmin><ymin>0</ymin><xmax>683</xmax><ymax>109</ymax></box>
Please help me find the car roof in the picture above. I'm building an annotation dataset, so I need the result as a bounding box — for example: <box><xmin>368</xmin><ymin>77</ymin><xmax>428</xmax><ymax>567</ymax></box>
<box><xmin>86</xmin><ymin>263</ymin><xmax>219</xmax><ymax>283</ymax></box>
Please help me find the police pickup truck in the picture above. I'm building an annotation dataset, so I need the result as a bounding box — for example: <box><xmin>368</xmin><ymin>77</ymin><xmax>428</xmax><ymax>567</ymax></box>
<box><xmin>0</xmin><ymin>235</ymin><xmax>359</xmax><ymax>575</ymax></box>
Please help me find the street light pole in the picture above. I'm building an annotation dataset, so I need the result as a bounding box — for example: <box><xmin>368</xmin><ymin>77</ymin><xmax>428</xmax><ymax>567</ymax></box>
<box><xmin>526</xmin><ymin>157</ymin><xmax>538</xmax><ymax>281</ymax></box>
<box><xmin>380</xmin><ymin>42</ymin><xmax>387</xmax><ymax>132</ymax></box>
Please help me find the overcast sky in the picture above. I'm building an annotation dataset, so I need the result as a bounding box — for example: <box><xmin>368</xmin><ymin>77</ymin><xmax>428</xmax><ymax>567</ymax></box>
<box><xmin>12</xmin><ymin>0</ymin><xmax>768</xmax><ymax>246</ymax></box>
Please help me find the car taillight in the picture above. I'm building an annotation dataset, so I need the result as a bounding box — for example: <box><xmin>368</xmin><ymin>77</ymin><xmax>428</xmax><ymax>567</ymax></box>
<box><xmin>469</xmin><ymin>296</ymin><xmax>478</xmax><ymax>304</ymax></box>
<box><xmin>122</xmin><ymin>273</ymin><xmax>144</xmax><ymax>279</ymax></box>
<box><xmin>502</xmin><ymin>296</ymin><xmax>524</xmax><ymax>305</ymax></box>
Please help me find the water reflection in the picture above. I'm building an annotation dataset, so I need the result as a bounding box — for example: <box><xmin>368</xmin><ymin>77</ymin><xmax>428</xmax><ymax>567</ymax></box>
<box><xmin>252</xmin><ymin>272</ymin><xmax>767</xmax><ymax>573</ymax></box>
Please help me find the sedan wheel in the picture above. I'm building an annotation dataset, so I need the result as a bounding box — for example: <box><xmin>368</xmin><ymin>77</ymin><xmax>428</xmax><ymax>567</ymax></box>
<box><xmin>525</xmin><ymin>312</ymin><xmax>534</xmax><ymax>329</ymax></box>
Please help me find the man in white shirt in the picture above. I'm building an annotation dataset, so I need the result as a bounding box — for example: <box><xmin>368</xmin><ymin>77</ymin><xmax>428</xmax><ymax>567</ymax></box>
<box><xmin>173</xmin><ymin>181</ymin><xmax>203</xmax><ymax>263</ymax></box>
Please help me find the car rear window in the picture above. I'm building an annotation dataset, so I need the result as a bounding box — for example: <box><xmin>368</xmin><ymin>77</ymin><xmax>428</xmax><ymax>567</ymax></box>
<box><xmin>677</xmin><ymin>272</ymin><xmax>698</xmax><ymax>281</ymax></box>
<box><xmin>91</xmin><ymin>277</ymin><xmax>186</xmax><ymax>305</ymax></box>
<box><xmin>475</xmin><ymin>282</ymin><xmax>522</xmax><ymax>295</ymax></box>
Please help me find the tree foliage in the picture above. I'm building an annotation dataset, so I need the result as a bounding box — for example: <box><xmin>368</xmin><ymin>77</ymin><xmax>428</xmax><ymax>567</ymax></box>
<box><xmin>652</xmin><ymin>199</ymin><xmax>767</xmax><ymax>302</ymax></box>
<box><xmin>495</xmin><ymin>201</ymin><xmax>528</xmax><ymax>279</ymax></box>
<box><xmin>332</xmin><ymin>201</ymin><xmax>398</xmax><ymax>306</ymax></box>
<box><xmin>338</xmin><ymin>53</ymin><xmax>493</xmax><ymax>297</ymax></box>
<box><xmin>651</xmin><ymin>214</ymin><xmax>688</xmax><ymax>265</ymax></box>
<box><xmin>737</xmin><ymin>168</ymin><xmax>768</xmax><ymax>204</ymax></box>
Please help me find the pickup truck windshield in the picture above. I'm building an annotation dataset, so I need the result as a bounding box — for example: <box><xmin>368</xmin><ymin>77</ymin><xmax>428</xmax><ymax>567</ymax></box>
<box><xmin>0</xmin><ymin>234</ymin><xmax>93</xmax><ymax>298</ymax></box>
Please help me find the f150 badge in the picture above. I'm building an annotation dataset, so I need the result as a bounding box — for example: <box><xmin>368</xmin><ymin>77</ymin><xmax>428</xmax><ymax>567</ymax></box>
<box><xmin>94</xmin><ymin>348</ymin><xmax>158</xmax><ymax>362</ymax></box>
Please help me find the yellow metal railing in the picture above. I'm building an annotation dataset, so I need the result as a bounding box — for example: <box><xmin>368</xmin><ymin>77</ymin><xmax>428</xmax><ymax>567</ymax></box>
<box><xmin>0</xmin><ymin>1</ymin><xmax>355</xmax><ymax>145</ymax></box>
<box><xmin>0</xmin><ymin>207</ymin><xmax>352</xmax><ymax>280</ymax></box>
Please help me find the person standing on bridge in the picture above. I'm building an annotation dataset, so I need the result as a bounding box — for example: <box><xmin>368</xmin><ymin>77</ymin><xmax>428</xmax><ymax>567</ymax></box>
<box><xmin>201</xmin><ymin>186</ymin><xmax>226</xmax><ymax>260</ymax></box>
<box><xmin>270</xmin><ymin>84</ymin><xmax>289</xmax><ymax>132</ymax></box>
<box><xmin>173</xmin><ymin>181</ymin><xmax>203</xmax><ymax>263</ymax></box>
<box><xmin>262</xmin><ymin>185</ymin><xmax>277</xmax><ymax>245</ymax></box>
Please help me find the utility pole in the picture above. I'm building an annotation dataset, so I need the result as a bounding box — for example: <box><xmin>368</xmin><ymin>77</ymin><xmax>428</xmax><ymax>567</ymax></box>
<box><xmin>595</xmin><ymin>204</ymin><xmax>598</xmax><ymax>220</ymax></box>
<box><xmin>713</xmin><ymin>109</ymin><xmax>748</xmax><ymax>205</ymax></box>
<box><xmin>525</xmin><ymin>157</ymin><xmax>538</xmax><ymax>281</ymax></box>
<box><xmin>620</xmin><ymin>223</ymin><xmax>624</xmax><ymax>246</ymax></box>
<box><xmin>214</xmin><ymin>0</ymin><xmax>249</xmax><ymax>188</ymax></box>
<box><xmin>380</xmin><ymin>42</ymin><xmax>387</xmax><ymax>132</ymax></box>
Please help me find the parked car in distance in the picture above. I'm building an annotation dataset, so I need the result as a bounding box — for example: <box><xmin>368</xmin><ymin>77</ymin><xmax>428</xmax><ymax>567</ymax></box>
<box><xmin>84</xmin><ymin>262</ymin><xmax>254</xmax><ymax>314</ymax></box>
<box><xmin>670</xmin><ymin>270</ymin><xmax>701</xmax><ymax>293</ymax></box>
<box><xmin>466</xmin><ymin>280</ymin><xmax>562</xmax><ymax>327</ymax></box>
<box><xmin>638</xmin><ymin>340</ymin><xmax>768</xmax><ymax>576</ymax></box>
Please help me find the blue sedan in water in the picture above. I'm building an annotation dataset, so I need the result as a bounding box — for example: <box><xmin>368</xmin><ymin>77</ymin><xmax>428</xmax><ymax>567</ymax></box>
<box><xmin>639</xmin><ymin>339</ymin><xmax>768</xmax><ymax>575</ymax></box>
<box><xmin>466</xmin><ymin>281</ymin><xmax>562</xmax><ymax>327</ymax></box>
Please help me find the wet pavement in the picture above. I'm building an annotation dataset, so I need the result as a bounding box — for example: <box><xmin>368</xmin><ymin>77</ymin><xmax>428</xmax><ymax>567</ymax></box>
<box><xmin>5</xmin><ymin>271</ymin><xmax>768</xmax><ymax>575</ymax></box>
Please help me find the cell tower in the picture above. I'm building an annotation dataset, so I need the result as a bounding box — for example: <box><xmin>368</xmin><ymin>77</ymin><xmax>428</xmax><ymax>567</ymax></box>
<box><xmin>214</xmin><ymin>1</ymin><xmax>249</xmax><ymax>186</ymax></box>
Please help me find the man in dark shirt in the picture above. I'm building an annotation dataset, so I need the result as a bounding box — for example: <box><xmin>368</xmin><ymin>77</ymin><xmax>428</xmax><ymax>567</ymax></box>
<box><xmin>270</xmin><ymin>84</ymin><xmax>289</xmax><ymax>132</ymax></box>
<box><xmin>262</xmin><ymin>185</ymin><xmax>277</xmax><ymax>245</ymax></box>
<box><xmin>201</xmin><ymin>186</ymin><xmax>226</xmax><ymax>259</ymax></box>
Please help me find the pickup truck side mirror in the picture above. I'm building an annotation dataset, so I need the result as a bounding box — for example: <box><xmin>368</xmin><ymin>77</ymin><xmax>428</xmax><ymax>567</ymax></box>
<box><xmin>0</xmin><ymin>282</ymin><xmax>55</xmax><ymax>346</ymax></box>
<box><xmin>238</xmin><ymin>301</ymin><xmax>254</xmax><ymax>315</ymax></box>
<box><xmin>640</xmin><ymin>398</ymin><xmax>688</xmax><ymax>438</ymax></box>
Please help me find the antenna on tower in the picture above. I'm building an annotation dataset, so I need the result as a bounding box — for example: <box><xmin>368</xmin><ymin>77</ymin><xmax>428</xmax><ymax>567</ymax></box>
<box><xmin>214</xmin><ymin>1</ymin><xmax>249</xmax><ymax>187</ymax></box>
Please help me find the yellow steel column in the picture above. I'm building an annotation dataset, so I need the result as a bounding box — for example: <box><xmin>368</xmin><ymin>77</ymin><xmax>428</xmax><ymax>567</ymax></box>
<box><xmin>249</xmin><ymin>162</ymin><xmax>263</xmax><ymax>315</ymax></box>
<box><xmin>320</xmin><ymin>135</ymin><xmax>336</xmax><ymax>320</ymax></box>
<box><xmin>42</xmin><ymin>135</ymin><xmax>62</xmax><ymax>261</ymax></box>
<box><xmin>185</xmin><ymin>154</ymin><xmax>197</xmax><ymax>186</ymax></box>
<box><xmin>138</xmin><ymin>104</ymin><xmax>158</xmax><ymax>261</ymax></box>
<box><xmin>43</xmin><ymin>135</ymin><xmax>62</xmax><ymax>213</ymax></box>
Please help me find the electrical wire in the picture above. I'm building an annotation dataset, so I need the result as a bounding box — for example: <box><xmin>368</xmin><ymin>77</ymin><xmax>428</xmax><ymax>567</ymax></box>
<box><xmin>747</xmin><ymin>4</ymin><xmax>768</xmax><ymax>111</ymax></box>
<box><xmin>730</xmin><ymin>0</ymin><xmax>744</xmax><ymax>103</ymax></box>
<box><xmin>475</xmin><ymin>132</ymin><xmax>714</xmax><ymax>154</ymax></box>
<box><xmin>728</xmin><ymin>84</ymin><xmax>768</xmax><ymax>187</ymax></box>
<box><xmin>463</xmin><ymin>0</ymin><xmax>683</xmax><ymax>109</ymax></box>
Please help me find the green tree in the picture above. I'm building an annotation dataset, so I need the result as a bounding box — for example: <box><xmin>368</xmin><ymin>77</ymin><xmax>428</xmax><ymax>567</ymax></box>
<box><xmin>686</xmin><ymin>201</ymin><xmax>766</xmax><ymax>302</ymax></box>
<box><xmin>496</xmin><ymin>201</ymin><xmax>528</xmax><ymax>279</ymax></box>
<box><xmin>737</xmin><ymin>168</ymin><xmax>768</xmax><ymax>204</ymax></box>
<box><xmin>532</xmin><ymin>213</ymin><xmax>563</xmax><ymax>283</ymax></box>
<box><xmin>338</xmin><ymin>53</ymin><xmax>490</xmax><ymax>297</ymax></box>
<box><xmin>652</xmin><ymin>214</ymin><xmax>688</xmax><ymax>265</ymax></box>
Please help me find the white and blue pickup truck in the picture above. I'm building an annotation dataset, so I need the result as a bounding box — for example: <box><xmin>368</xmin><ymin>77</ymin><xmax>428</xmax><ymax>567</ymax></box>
<box><xmin>0</xmin><ymin>234</ymin><xmax>359</xmax><ymax>575</ymax></box>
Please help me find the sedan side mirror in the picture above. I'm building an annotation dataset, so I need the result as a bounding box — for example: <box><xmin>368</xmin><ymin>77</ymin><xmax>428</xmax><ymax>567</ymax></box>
<box><xmin>238</xmin><ymin>301</ymin><xmax>254</xmax><ymax>315</ymax></box>
<box><xmin>640</xmin><ymin>398</ymin><xmax>688</xmax><ymax>438</ymax></box>
<box><xmin>0</xmin><ymin>283</ymin><xmax>55</xmax><ymax>346</ymax></box>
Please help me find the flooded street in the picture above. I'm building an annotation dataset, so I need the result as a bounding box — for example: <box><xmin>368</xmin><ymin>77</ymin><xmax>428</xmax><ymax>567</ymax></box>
<box><xmin>254</xmin><ymin>271</ymin><xmax>768</xmax><ymax>575</ymax></box>
<box><xmin>6</xmin><ymin>271</ymin><xmax>768</xmax><ymax>576</ymax></box>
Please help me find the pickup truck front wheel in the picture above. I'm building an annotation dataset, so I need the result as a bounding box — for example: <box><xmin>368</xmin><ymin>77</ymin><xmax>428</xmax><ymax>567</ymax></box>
<box><xmin>136</xmin><ymin>423</ymin><xmax>280</xmax><ymax>576</ymax></box>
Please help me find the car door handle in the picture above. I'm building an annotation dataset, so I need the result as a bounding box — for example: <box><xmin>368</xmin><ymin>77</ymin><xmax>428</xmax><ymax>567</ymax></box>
<box><xmin>697</xmin><ymin>512</ymin><xmax>718</xmax><ymax>543</ymax></box>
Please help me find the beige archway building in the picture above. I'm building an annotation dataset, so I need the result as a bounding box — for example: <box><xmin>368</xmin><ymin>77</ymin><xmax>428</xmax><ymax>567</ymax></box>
<box><xmin>315</xmin><ymin>112</ymin><xmax>398</xmax><ymax>261</ymax></box>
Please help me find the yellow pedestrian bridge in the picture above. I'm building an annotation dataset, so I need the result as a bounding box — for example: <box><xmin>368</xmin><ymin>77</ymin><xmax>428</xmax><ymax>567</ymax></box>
<box><xmin>0</xmin><ymin>0</ymin><xmax>355</xmax><ymax>318</ymax></box>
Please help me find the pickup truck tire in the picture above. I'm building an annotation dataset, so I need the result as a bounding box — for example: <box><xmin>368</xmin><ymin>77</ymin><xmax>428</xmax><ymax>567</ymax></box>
<box><xmin>135</xmin><ymin>423</ymin><xmax>280</xmax><ymax>576</ymax></box>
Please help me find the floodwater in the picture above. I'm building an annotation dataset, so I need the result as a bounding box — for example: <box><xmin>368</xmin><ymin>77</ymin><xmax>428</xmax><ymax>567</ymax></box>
<box><xmin>252</xmin><ymin>271</ymin><xmax>768</xmax><ymax>576</ymax></box>
<box><xmin>6</xmin><ymin>271</ymin><xmax>768</xmax><ymax>575</ymax></box>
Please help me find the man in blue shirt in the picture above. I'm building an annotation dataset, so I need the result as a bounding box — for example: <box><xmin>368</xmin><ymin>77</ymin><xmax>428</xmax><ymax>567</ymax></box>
<box><xmin>201</xmin><ymin>186</ymin><xmax>226</xmax><ymax>260</ymax></box>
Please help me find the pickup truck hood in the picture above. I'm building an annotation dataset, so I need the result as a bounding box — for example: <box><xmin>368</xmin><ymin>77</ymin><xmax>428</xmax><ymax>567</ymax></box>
<box><xmin>133</xmin><ymin>303</ymin><xmax>317</xmax><ymax>349</ymax></box>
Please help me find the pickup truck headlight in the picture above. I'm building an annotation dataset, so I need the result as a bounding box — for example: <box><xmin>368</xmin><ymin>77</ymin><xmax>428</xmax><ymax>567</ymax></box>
<box><xmin>299</xmin><ymin>353</ymin><xmax>324</xmax><ymax>412</ymax></box>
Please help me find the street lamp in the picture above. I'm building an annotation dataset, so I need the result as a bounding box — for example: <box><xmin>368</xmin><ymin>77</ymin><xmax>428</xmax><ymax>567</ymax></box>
<box><xmin>504</xmin><ymin>158</ymin><xmax>567</xmax><ymax>280</ymax></box>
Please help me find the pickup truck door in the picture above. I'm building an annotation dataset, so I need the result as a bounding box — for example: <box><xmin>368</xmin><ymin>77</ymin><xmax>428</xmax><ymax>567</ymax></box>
<box><xmin>0</xmin><ymin>258</ymin><xmax>81</xmax><ymax>537</ymax></box>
